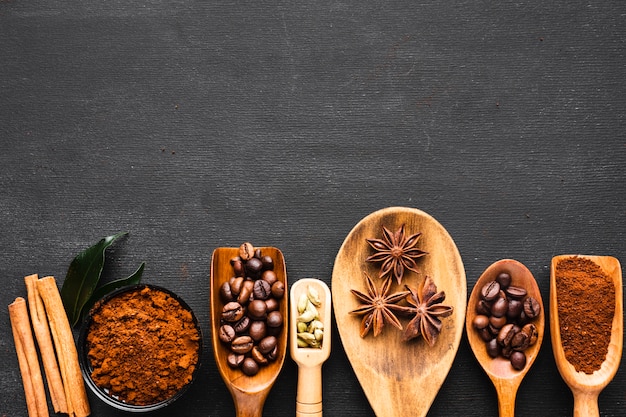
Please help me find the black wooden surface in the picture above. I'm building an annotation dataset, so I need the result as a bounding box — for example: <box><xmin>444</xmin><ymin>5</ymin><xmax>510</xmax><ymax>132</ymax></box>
<box><xmin>1</xmin><ymin>1</ymin><xmax>625</xmax><ymax>416</ymax></box>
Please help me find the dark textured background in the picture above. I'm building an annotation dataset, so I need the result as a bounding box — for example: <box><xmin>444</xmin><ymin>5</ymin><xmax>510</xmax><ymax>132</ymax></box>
<box><xmin>1</xmin><ymin>1</ymin><xmax>624</xmax><ymax>416</ymax></box>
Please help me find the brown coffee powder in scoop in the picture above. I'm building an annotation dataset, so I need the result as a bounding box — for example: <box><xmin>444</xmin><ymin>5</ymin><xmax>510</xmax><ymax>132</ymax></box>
<box><xmin>555</xmin><ymin>257</ymin><xmax>615</xmax><ymax>374</ymax></box>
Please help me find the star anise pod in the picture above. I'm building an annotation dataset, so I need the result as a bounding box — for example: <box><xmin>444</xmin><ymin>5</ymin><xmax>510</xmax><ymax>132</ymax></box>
<box><xmin>400</xmin><ymin>276</ymin><xmax>453</xmax><ymax>346</ymax></box>
<box><xmin>349</xmin><ymin>274</ymin><xmax>410</xmax><ymax>338</ymax></box>
<box><xmin>366</xmin><ymin>224</ymin><xmax>427</xmax><ymax>284</ymax></box>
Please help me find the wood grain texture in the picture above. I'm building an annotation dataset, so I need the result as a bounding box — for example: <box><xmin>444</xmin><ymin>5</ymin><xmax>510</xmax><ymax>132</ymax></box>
<box><xmin>466</xmin><ymin>259</ymin><xmax>545</xmax><ymax>417</ymax></box>
<box><xmin>550</xmin><ymin>255</ymin><xmax>623</xmax><ymax>417</ymax></box>
<box><xmin>210</xmin><ymin>247</ymin><xmax>288</xmax><ymax>417</ymax></box>
<box><xmin>0</xmin><ymin>0</ymin><xmax>625</xmax><ymax>415</ymax></box>
<box><xmin>332</xmin><ymin>207</ymin><xmax>466</xmax><ymax>417</ymax></box>
<box><xmin>289</xmin><ymin>278</ymin><xmax>332</xmax><ymax>417</ymax></box>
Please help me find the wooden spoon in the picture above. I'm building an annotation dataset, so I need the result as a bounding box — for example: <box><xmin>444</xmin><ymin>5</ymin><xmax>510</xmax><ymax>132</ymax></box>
<box><xmin>466</xmin><ymin>259</ymin><xmax>545</xmax><ymax>417</ymax></box>
<box><xmin>550</xmin><ymin>255</ymin><xmax>623</xmax><ymax>417</ymax></box>
<box><xmin>289</xmin><ymin>278</ymin><xmax>332</xmax><ymax>417</ymax></box>
<box><xmin>332</xmin><ymin>207</ymin><xmax>466</xmax><ymax>417</ymax></box>
<box><xmin>210</xmin><ymin>247</ymin><xmax>289</xmax><ymax>417</ymax></box>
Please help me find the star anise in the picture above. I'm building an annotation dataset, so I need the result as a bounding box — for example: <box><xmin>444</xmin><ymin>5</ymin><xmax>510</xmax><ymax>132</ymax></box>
<box><xmin>400</xmin><ymin>276</ymin><xmax>453</xmax><ymax>346</ymax></box>
<box><xmin>349</xmin><ymin>274</ymin><xmax>410</xmax><ymax>338</ymax></box>
<box><xmin>366</xmin><ymin>224</ymin><xmax>427</xmax><ymax>284</ymax></box>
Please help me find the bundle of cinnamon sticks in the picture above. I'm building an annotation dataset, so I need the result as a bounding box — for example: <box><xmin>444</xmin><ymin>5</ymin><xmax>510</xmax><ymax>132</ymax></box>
<box><xmin>8</xmin><ymin>274</ymin><xmax>90</xmax><ymax>417</ymax></box>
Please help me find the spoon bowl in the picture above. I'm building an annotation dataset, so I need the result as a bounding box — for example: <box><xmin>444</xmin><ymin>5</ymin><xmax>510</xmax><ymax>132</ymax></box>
<box><xmin>289</xmin><ymin>278</ymin><xmax>332</xmax><ymax>417</ymax></box>
<box><xmin>332</xmin><ymin>207</ymin><xmax>466</xmax><ymax>417</ymax></box>
<box><xmin>210</xmin><ymin>246</ymin><xmax>288</xmax><ymax>417</ymax></box>
<box><xmin>466</xmin><ymin>259</ymin><xmax>545</xmax><ymax>417</ymax></box>
<box><xmin>550</xmin><ymin>255</ymin><xmax>623</xmax><ymax>417</ymax></box>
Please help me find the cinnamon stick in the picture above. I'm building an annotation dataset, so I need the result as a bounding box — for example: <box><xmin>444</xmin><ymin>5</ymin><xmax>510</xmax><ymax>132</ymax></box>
<box><xmin>9</xmin><ymin>297</ymin><xmax>49</xmax><ymax>417</ymax></box>
<box><xmin>25</xmin><ymin>274</ymin><xmax>68</xmax><ymax>413</ymax></box>
<box><xmin>36</xmin><ymin>276</ymin><xmax>90</xmax><ymax>417</ymax></box>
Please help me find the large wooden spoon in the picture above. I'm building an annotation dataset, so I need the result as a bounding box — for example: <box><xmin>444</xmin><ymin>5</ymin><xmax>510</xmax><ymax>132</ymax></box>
<box><xmin>550</xmin><ymin>255</ymin><xmax>623</xmax><ymax>417</ymax></box>
<box><xmin>466</xmin><ymin>259</ymin><xmax>545</xmax><ymax>417</ymax></box>
<box><xmin>210</xmin><ymin>247</ymin><xmax>289</xmax><ymax>417</ymax></box>
<box><xmin>289</xmin><ymin>278</ymin><xmax>332</xmax><ymax>417</ymax></box>
<box><xmin>332</xmin><ymin>207</ymin><xmax>466</xmax><ymax>417</ymax></box>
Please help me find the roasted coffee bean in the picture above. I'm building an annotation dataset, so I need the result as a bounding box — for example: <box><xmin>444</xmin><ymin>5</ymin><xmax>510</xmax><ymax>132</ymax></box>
<box><xmin>486</xmin><ymin>338</ymin><xmax>500</xmax><ymax>358</ymax></box>
<box><xmin>248</xmin><ymin>299</ymin><xmax>267</xmax><ymax>320</ymax></box>
<box><xmin>522</xmin><ymin>323</ymin><xmax>538</xmax><ymax>345</ymax></box>
<box><xmin>497</xmin><ymin>323</ymin><xmax>518</xmax><ymax>347</ymax></box>
<box><xmin>511</xmin><ymin>330</ymin><xmax>530</xmax><ymax>351</ymax></box>
<box><xmin>233</xmin><ymin>316</ymin><xmax>251</xmax><ymax>334</ymax></box>
<box><xmin>271</xmin><ymin>281</ymin><xmax>285</xmax><ymax>299</ymax></box>
<box><xmin>220</xmin><ymin>282</ymin><xmax>234</xmax><ymax>303</ymax></box>
<box><xmin>262</xmin><ymin>270</ymin><xmax>278</xmax><ymax>285</ymax></box>
<box><xmin>261</xmin><ymin>255</ymin><xmax>274</xmax><ymax>271</ymax></box>
<box><xmin>481</xmin><ymin>281</ymin><xmax>500</xmax><ymax>301</ymax></box>
<box><xmin>222</xmin><ymin>302</ymin><xmax>244</xmax><ymax>322</ymax></box>
<box><xmin>523</xmin><ymin>296</ymin><xmax>541</xmax><ymax>319</ymax></box>
<box><xmin>232</xmin><ymin>259</ymin><xmax>245</xmax><ymax>277</ymax></box>
<box><xmin>267</xmin><ymin>325</ymin><xmax>283</xmax><ymax>336</ymax></box>
<box><xmin>490</xmin><ymin>294</ymin><xmax>509</xmax><ymax>318</ymax></box>
<box><xmin>249</xmin><ymin>320</ymin><xmax>267</xmax><ymax>341</ymax></box>
<box><xmin>241</xmin><ymin>357</ymin><xmax>259</xmax><ymax>376</ymax></box>
<box><xmin>265</xmin><ymin>298</ymin><xmax>279</xmax><ymax>312</ymax></box>
<box><xmin>253</xmin><ymin>279</ymin><xmax>272</xmax><ymax>300</ymax></box>
<box><xmin>227</xmin><ymin>352</ymin><xmax>245</xmax><ymax>369</ymax></box>
<box><xmin>231</xmin><ymin>277</ymin><xmax>245</xmax><ymax>296</ymax></box>
<box><xmin>239</xmin><ymin>242</ymin><xmax>255</xmax><ymax>261</ymax></box>
<box><xmin>254</xmin><ymin>248</ymin><xmax>263</xmax><ymax>259</ymax></box>
<box><xmin>489</xmin><ymin>315</ymin><xmax>507</xmax><ymax>329</ymax></box>
<box><xmin>496</xmin><ymin>272</ymin><xmax>512</xmax><ymax>289</ymax></box>
<box><xmin>501</xmin><ymin>345</ymin><xmax>513</xmax><ymax>359</ymax></box>
<box><xmin>258</xmin><ymin>335</ymin><xmax>277</xmax><ymax>355</ymax></box>
<box><xmin>473</xmin><ymin>315</ymin><xmax>490</xmax><ymax>330</ymax></box>
<box><xmin>266</xmin><ymin>310</ymin><xmax>283</xmax><ymax>328</ymax></box>
<box><xmin>231</xmin><ymin>336</ymin><xmax>254</xmax><ymax>354</ymax></box>
<box><xmin>245</xmin><ymin>257</ymin><xmax>263</xmax><ymax>279</ymax></box>
<box><xmin>505</xmin><ymin>286</ymin><xmax>527</xmax><ymax>300</ymax></box>
<box><xmin>251</xmin><ymin>346</ymin><xmax>268</xmax><ymax>365</ymax></box>
<box><xmin>510</xmin><ymin>351</ymin><xmax>526</xmax><ymax>370</ymax></box>
<box><xmin>506</xmin><ymin>299</ymin><xmax>523</xmax><ymax>320</ymax></box>
<box><xmin>237</xmin><ymin>279</ymin><xmax>254</xmax><ymax>304</ymax></box>
<box><xmin>267</xmin><ymin>345</ymin><xmax>279</xmax><ymax>361</ymax></box>
<box><xmin>488</xmin><ymin>324</ymin><xmax>501</xmax><ymax>337</ymax></box>
<box><xmin>219</xmin><ymin>324</ymin><xmax>236</xmax><ymax>343</ymax></box>
<box><xmin>478</xmin><ymin>327</ymin><xmax>493</xmax><ymax>342</ymax></box>
<box><xmin>475</xmin><ymin>299</ymin><xmax>492</xmax><ymax>315</ymax></box>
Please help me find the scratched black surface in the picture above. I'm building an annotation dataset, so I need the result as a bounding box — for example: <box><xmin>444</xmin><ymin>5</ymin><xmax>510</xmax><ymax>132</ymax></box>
<box><xmin>1</xmin><ymin>1</ymin><xmax>625</xmax><ymax>416</ymax></box>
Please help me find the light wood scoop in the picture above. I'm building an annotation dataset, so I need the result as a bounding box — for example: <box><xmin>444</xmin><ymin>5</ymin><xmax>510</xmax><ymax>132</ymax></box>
<box><xmin>210</xmin><ymin>247</ymin><xmax>289</xmax><ymax>417</ymax></box>
<box><xmin>466</xmin><ymin>259</ymin><xmax>545</xmax><ymax>417</ymax></box>
<box><xmin>550</xmin><ymin>255</ymin><xmax>623</xmax><ymax>417</ymax></box>
<box><xmin>289</xmin><ymin>278</ymin><xmax>332</xmax><ymax>417</ymax></box>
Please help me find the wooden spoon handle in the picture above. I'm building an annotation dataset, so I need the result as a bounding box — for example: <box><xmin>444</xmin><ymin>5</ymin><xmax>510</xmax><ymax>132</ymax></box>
<box><xmin>296</xmin><ymin>364</ymin><xmax>323</xmax><ymax>417</ymax></box>
<box><xmin>573</xmin><ymin>391</ymin><xmax>600</xmax><ymax>417</ymax></box>
<box><xmin>495</xmin><ymin>380</ymin><xmax>518</xmax><ymax>417</ymax></box>
<box><xmin>232</xmin><ymin>389</ymin><xmax>267</xmax><ymax>417</ymax></box>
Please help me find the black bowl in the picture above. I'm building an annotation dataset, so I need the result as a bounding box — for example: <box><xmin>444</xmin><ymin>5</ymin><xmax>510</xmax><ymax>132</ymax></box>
<box><xmin>78</xmin><ymin>284</ymin><xmax>202</xmax><ymax>412</ymax></box>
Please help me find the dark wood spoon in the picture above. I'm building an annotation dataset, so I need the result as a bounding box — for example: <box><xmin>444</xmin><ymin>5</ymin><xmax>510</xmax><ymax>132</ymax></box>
<box><xmin>210</xmin><ymin>246</ymin><xmax>288</xmax><ymax>417</ymax></box>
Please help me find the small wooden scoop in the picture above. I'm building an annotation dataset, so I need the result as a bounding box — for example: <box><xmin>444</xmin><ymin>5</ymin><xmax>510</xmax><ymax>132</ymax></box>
<box><xmin>550</xmin><ymin>255</ymin><xmax>623</xmax><ymax>417</ymax></box>
<box><xmin>210</xmin><ymin>247</ymin><xmax>289</xmax><ymax>417</ymax></box>
<box><xmin>289</xmin><ymin>278</ymin><xmax>332</xmax><ymax>417</ymax></box>
<box><xmin>466</xmin><ymin>259</ymin><xmax>545</xmax><ymax>417</ymax></box>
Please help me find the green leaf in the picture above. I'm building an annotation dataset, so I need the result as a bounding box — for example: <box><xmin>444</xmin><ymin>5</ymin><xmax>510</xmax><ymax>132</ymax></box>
<box><xmin>60</xmin><ymin>232</ymin><xmax>127</xmax><ymax>327</ymax></box>
<box><xmin>80</xmin><ymin>262</ymin><xmax>145</xmax><ymax>320</ymax></box>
